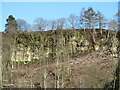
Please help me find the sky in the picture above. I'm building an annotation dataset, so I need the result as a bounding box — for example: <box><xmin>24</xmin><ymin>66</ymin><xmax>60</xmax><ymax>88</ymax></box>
<box><xmin>0</xmin><ymin>2</ymin><xmax>119</xmax><ymax>32</ymax></box>
<box><xmin>1</xmin><ymin>0</ymin><xmax>119</xmax><ymax>2</ymax></box>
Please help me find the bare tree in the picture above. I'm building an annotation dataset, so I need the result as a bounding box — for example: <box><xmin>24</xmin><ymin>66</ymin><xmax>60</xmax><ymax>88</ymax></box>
<box><xmin>67</xmin><ymin>14</ymin><xmax>79</xmax><ymax>29</ymax></box>
<box><xmin>79</xmin><ymin>8</ymin><xmax>86</xmax><ymax>31</ymax></box>
<box><xmin>34</xmin><ymin>17</ymin><xmax>47</xmax><ymax>31</ymax></box>
<box><xmin>16</xmin><ymin>19</ymin><xmax>30</xmax><ymax>31</ymax></box>
<box><xmin>108</xmin><ymin>19</ymin><xmax>118</xmax><ymax>31</ymax></box>
<box><xmin>48</xmin><ymin>20</ymin><xmax>57</xmax><ymax>30</ymax></box>
<box><xmin>56</xmin><ymin>18</ymin><xmax>66</xmax><ymax>30</ymax></box>
<box><xmin>96</xmin><ymin>11</ymin><xmax>108</xmax><ymax>35</ymax></box>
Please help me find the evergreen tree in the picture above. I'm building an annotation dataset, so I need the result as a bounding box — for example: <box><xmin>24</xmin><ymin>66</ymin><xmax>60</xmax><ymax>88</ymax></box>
<box><xmin>96</xmin><ymin>11</ymin><xmax>108</xmax><ymax>35</ymax></box>
<box><xmin>82</xmin><ymin>7</ymin><xmax>97</xmax><ymax>29</ymax></box>
<box><xmin>5</xmin><ymin>15</ymin><xmax>18</xmax><ymax>36</ymax></box>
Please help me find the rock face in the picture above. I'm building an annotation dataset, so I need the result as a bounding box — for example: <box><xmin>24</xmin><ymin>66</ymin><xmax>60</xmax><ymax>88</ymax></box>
<box><xmin>9</xmin><ymin>30</ymin><xmax>119</xmax><ymax>63</ymax></box>
<box><xmin>1</xmin><ymin>29</ymin><xmax>119</xmax><ymax>88</ymax></box>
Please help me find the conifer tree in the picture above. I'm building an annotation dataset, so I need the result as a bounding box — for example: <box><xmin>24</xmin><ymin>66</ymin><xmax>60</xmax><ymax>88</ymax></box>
<box><xmin>5</xmin><ymin>15</ymin><xmax>18</xmax><ymax>36</ymax></box>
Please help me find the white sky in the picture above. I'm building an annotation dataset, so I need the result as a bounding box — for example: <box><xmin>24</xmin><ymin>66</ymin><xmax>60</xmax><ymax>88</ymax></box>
<box><xmin>1</xmin><ymin>0</ymin><xmax>120</xmax><ymax>2</ymax></box>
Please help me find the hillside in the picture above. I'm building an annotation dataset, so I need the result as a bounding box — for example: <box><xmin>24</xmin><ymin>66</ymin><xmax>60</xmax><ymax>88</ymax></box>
<box><xmin>1</xmin><ymin>29</ymin><xmax>119</xmax><ymax>88</ymax></box>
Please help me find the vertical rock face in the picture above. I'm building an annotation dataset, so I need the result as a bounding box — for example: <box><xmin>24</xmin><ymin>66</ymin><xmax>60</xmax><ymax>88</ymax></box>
<box><xmin>8</xmin><ymin>30</ymin><xmax>118</xmax><ymax>63</ymax></box>
<box><xmin>11</xmin><ymin>46</ymin><xmax>31</xmax><ymax>62</ymax></box>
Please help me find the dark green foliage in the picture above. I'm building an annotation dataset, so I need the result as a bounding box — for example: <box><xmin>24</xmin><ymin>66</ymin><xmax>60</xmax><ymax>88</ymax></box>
<box><xmin>5</xmin><ymin>15</ymin><xmax>18</xmax><ymax>36</ymax></box>
<box><xmin>5</xmin><ymin>15</ymin><xmax>16</xmax><ymax>28</ymax></box>
<box><xmin>6</xmin><ymin>15</ymin><xmax>15</xmax><ymax>23</ymax></box>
